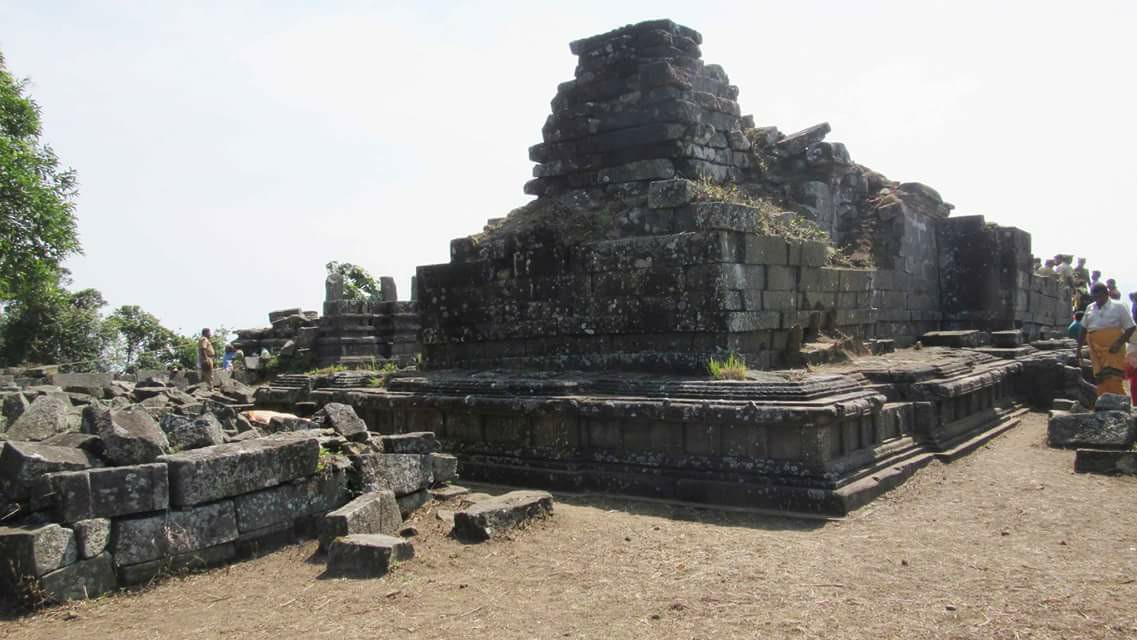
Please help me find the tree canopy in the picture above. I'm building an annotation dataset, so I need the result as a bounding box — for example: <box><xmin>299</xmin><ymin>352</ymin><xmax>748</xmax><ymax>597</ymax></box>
<box><xmin>0</xmin><ymin>52</ymin><xmax>80</xmax><ymax>302</ymax></box>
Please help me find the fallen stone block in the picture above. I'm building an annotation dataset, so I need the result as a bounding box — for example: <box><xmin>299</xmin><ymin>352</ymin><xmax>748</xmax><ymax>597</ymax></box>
<box><xmin>396</xmin><ymin>489</ymin><xmax>431</xmax><ymax>517</ymax></box>
<box><xmin>41</xmin><ymin>431</ymin><xmax>103</xmax><ymax>453</ymax></box>
<box><xmin>160</xmin><ymin>413</ymin><xmax>225</xmax><ymax>451</ymax></box>
<box><xmin>325</xmin><ymin>533</ymin><xmax>414</xmax><ymax>578</ymax></box>
<box><xmin>1074</xmin><ymin>449</ymin><xmax>1137</xmax><ymax>475</ymax></box>
<box><xmin>111</xmin><ymin>500</ymin><xmax>238</xmax><ymax>566</ymax></box>
<box><xmin>351</xmin><ymin>453</ymin><xmax>433</xmax><ymax>496</ymax></box>
<box><xmin>161</xmin><ymin>436</ymin><xmax>320</xmax><ymax>507</ymax></box>
<box><xmin>1094</xmin><ymin>393</ymin><xmax>1132</xmax><ymax>413</ymax></box>
<box><xmin>219</xmin><ymin>378</ymin><xmax>255</xmax><ymax>405</ymax></box>
<box><xmin>0</xmin><ymin>524</ymin><xmax>78</xmax><ymax>591</ymax></box>
<box><xmin>380</xmin><ymin>432</ymin><xmax>438</xmax><ymax>454</ymax></box>
<box><xmin>990</xmin><ymin>330</ymin><xmax>1023</xmax><ymax>348</ymax></box>
<box><xmin>0</xmin><ymin>441</ymin><xmax>98</xmax><ymax>502</ymax></box>
<box><xmin>6</xmin><ymin>394</ymin><xmax>73</xmax><ymax>442</ymax></box>
<box><xmin>452</xmin><ymin>490</ymin><xmax>553</xmax><ymax>541</ymax></box>
<box><xmin>312</xmin><ymin>403</ymin><xmax>368</xmax><ymax>442</ymax></box>
<box><xmin>431</xmin><ymin>452</ymin><xmax>458</xmax><ymax>483</ymax></box>
<box><xmin>91</xmin><ymin>405</ymin><xmax>169</xmax><ymax>465</ymax></box>
<box><xmin>2</xmin><ymin>392</ymin><xmax>29</xmax><ymax>423</ymax></box>
<box><xmin>73</xmin><ymin>518</ymin><xmax>111</xmax><ymax>558</ymax></box>
<box><xmin>37</xmin><ymin>463</ymin><xmax>169</xmax><ymax>522</ymax></box>
<box><xmin>1048</xmin><ymin>410</ymin><xmax>1136</xmax><ymax>448</ymax></box>
<box><xmin>319</xmin><ymin>490</ymin><xmax>401</xmax><ymax>550</ymax></box>
<box><xmin>265</xmin><ymin>415</ymin><xmax>317</xmax><ymax>434</ymax></box>
<box><xmin>38</xmin><ymin>552</ymin><xmax>117</xmax><ymax>602</ymax></box>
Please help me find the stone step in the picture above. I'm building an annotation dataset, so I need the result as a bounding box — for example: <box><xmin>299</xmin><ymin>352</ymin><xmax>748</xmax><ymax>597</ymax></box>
<box><xmin>452</xmin><ymin>490</ymin><xmax>554</xmax><ymax>541</ymax></box>
<box><xmin>325</xmin><ymin>533</ymin><xmax>414</xmax><ymax>578</ymax></box>
<box><xmin>318</xmin><ymin>490</ymin><xmax>401</xmax><ymax>550</ymax></box>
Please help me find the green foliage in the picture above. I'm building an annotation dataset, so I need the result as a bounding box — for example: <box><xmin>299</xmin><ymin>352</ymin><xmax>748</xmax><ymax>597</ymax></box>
<box><xmin>0</xmin><ymin>53</ymin><xmax>80</xmax><ymax>302</ymax></box>
<box><xmin>104</xmin><ymin>305</ymin><xmax>180</xmax><ymax>370</ymax></box>
<box><xmin>691</xmin><ymin>178</ymin><xmax>829</xmax><ymax>242</ymax></box>
<box><xmin>707</xmin><ymin>352</ymin><xmax>748</xmax><ymax>381</ymax></box>
<box><xmin>381</xmin><ymin>360</ymin><xmax>398</xmax><ymax>374</ymax></box>
<box><xmin>326</xmin><ymin>261</ymin><xmax>381</xmax><ymax>302</ymax></box>
<box><xmin>0</xmin><ymin>284</ymin><xmax>112</xmax><ymax>370</ymax></box>
<box><xmin>306</xmin><ymin>364</ymin><xmax>347</xmax><ymax>376</ymax></box>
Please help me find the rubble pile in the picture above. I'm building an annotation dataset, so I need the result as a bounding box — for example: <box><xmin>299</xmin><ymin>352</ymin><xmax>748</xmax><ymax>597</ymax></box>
<box><xmin>0</xmin><ymin>366</ymin><xmax>470</xmax><ymax>604</ymax></box>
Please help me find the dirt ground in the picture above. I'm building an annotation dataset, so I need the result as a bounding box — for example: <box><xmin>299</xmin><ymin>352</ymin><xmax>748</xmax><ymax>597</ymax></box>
<box><xmin>3</xmin><ymin>412</ymin><xmax>1135</xmax><ymax>640</ymax></box>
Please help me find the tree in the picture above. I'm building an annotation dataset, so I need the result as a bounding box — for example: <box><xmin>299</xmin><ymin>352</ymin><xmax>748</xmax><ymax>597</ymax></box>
<box><xmin>0</xmin><ymin>285</ymin><xmax>112</xmax><ymax>370</ymax></box>
<box><xmin>326</xmin><ymin>261</ymin><xmax>381</xmax><ymax>301</ymax></box>
<box><xmin>0</xmin><ymin>52</ymin><xmax>80</xmax><ymax>302</ymax></box>
<box><xmin>103</xmin><ymin>305</ymin><xmax>182</xmax><ymax>371</ymax></box>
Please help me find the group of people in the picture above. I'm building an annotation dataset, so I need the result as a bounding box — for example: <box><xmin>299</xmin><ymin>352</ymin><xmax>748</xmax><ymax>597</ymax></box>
<box><xmin>1052</xmin><ymin>257</ymin><xmax>1137</xmax><ymax>404</ymax></box>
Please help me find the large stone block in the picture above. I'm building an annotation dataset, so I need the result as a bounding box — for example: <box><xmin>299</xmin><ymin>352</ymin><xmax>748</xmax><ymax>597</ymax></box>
<box><xmin>38</xmin><ymin>552</ymin><xmax>117</xmax><ymax>602</ymax></box>
<box><xmin>1048</xmin><ymin>411</ymin><xmax>1136</xmax><ymax>448</ymax></box>
<box><xmin>396</xmin><ymin>489</ymin><xmax>431</xmax><ymax>517</ymax></box>
<box><xmin>117</xmin><ymin>542</ymin><xmax>236</xmax><ymax>586</ymax></box>
<box><xmin>160</xmin><ymin>436</ymin><xmax>320</xmax><ymax>506</ymax></box>
<box><xmin>111</xmin><ymin>500</ymin><xmax>238</xmax><ymax>566</ymax></box>
<box><xmin>0</xmin><ymin>441</ymin><xmax>97</xmax><ymax>501</ymax></box>
<box><xmin>160</xmin><ymin>413</ymin><xmax>225</xmax><ymax>451</ymax></box>
<box><xmin>431</xmin><ymin>453</ymin><xmax>458</xmax><ymax>483</ymax></box>
<box><xmin>1094</xmin><ymin>393</ymin><xmax>1132</xmax><ymax>413</ymax></box>
<box><xmin>352</xmin><ymin>453</ymin><xmax>433</xmax><ymax>497</ymax></box>
<box><xmin>312</xmin><ymin>403</ymin><xmax>369</xmax><ymax>442</ymax></box>
<box><xmin>0</xmin><ymin>524</ymin><xmax>77</xmax><ymax>590</ymax></box>
<box><xmin>1074</xmin><ymin>449</ymin><xmax>1137</xmax><ymax>475</ymax></box>
<box><xmin>74</xmin><ymin>518</ymin><xmax>111</xmax><ymax>558</ymax></box>
<box><xmin>39</xmin><ymin>463</ymin><xmax>169</xmax><ymax>522</ymax></box>
<box><xmin>6</xmin><ymin>394</ymin><xmax>73</xmax><ymax>442</ymax></box>
<box><xmin>380</xmin><ymin>432</ymin><xmax>438</xmax><ymax>454</ymax></box>
<box><xmin>92</xmin><ymin>405</ymin><xmax>169</xmax><ymax>465</ymax></box>
<box><xmin>234</xmin><ymin>480</ymin><xmax>308</xmax><ymax>533</ymax></box>
<box><xmin>452</xmin><ymin>490</ymin><xmax>554</xmax><ymax>542</ymax></box>
<box><xmin>2</xmin><ymin>392</ymin><xmax>29</xmax><ymax>424</ymax></box>
<box><xmin>325</xmin><ymin>534</ymin><xmax>414</xmax><ymax>578</ymax></box>
<box><xmin>318</xmin><ymin>490</ymin><xmax>401</xmax><ymax>549</ymax></box>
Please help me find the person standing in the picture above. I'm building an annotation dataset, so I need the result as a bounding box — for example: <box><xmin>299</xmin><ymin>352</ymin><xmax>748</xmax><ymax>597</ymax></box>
<box><xmin>1106</xmin><ymin>278</ymin><xmax>1121</xmax><ymax>300</ymax></box>
<box><xmin>1077</xmin><ymin>283</ymin><xmax>1136</xmax><ymax>397</ymax></box>
<box><xmin>198</xmin><ymin>328</ymin><xmax>216</xmax><ymax>390</ymax></box>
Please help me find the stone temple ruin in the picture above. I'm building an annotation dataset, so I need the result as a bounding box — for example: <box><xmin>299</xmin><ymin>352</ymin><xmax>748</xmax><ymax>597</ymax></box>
<box><xmin>3</xmin><ymin>19</ymin><xmax>1129</xmax><ymax>605</ymax></box>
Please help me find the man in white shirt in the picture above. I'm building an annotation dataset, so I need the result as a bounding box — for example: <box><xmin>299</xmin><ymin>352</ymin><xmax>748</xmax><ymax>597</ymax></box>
<box><xmin>1076</xmin><ymin>283</ymin><xmax>1136</xmax><ymax>397</ymax></box>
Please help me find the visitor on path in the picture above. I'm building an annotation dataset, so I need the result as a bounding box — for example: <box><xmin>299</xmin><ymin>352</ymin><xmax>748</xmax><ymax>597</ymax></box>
<box><xmin>1073</xmin><ymin>257</ymin><xmax>1090</xmax><ymax>291</ymax></box>
<box><xmin>1067</xmin><ymin>311</ymin><xmax>1085</xmax><ymax>340</ymax></box>
<box><xmin>1077</xmin><ymin>283</ymin><xmax>1136</xmax><ymax>397</ymax></box>
<box><xmin>1090</xmin><ymin>270</ymin><xmax>1102</xmax><ymax>290</ymax></box>
<box><xmin>222</xmin><ymin>343</ymin><xmax>238</xmax><ymax>371</ymax></box>
<box><xmin>1055</xmin><ymin>255</ymin><xmax>1074</xmax><ymax>287</ymax></box>
<box><xmin>198</xmin><ymin>328</ymin><xmax>216</xmax><ymax>390</ymax></box>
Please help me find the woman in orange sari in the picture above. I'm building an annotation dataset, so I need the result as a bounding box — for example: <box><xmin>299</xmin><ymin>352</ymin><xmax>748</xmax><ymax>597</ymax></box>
<box><xmin>1076</xmin><ymin>283</ymin><xmax>1136</xmax><ymax>397</ymax></box>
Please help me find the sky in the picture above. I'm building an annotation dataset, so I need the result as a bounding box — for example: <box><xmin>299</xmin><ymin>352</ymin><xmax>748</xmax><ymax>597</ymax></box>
<box><xmin>2</xmin><ymin>0</ymin><xmax>1135</xmax><ymax>335</ymax></box>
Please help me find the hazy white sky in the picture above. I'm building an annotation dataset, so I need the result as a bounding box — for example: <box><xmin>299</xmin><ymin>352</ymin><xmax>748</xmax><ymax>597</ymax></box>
<box><xmin>2</xmin><ymin>1</ymin><xmax>1135</xmax><ymax>335</ymax></box>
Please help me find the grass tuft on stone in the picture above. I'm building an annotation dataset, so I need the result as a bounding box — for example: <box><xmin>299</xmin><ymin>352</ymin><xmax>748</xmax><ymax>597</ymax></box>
<box><xmin>707</xmin><ymin>353</ymin><xmax>748</xmax><ymax>380</ymax></box>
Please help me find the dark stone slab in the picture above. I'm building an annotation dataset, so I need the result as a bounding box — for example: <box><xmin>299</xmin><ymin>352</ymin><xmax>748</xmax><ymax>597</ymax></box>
<box><xmin>431</xmin><ymin>453</ymin><xmax>458</xmax><ymax>483</ymax></box>
<box><xmin>160</xmin><ymin>437</ymin><xmax>320</xmax><ymax>507</ymax></box>
<box><xmin>160</xmin><ymin>413</ymin><xmax>225</xmax><ymax>451</ymax></box>
<box><xmin>1074</xmin><ymin>449</ymin><xmax>1137</xmax><ymax>475</ymax></box>
<box><xmin>91</xmin><ymin>405</ymin><xmax>169</xmax><ymax>465</ymax></box>
<box><xmin>6</xmin><ymin>394</ymin><xmax>73</xmax><ymax>442</ymax></box>
<box><xmin>312</xmin><ymin>403</ymin><xmax>369</xmax><ymax>442</ymax></box>
<box><xmin>39</xmin><ymin>463</ymin><xmax>169</xmax><ymax>522</ymax></box>
<box><xmin>325</xmin><ymin>533</ymin><xmax>414</xmax><ymax>578</ymax></box>
<box><xmin>990</xmin><ymin>330</ymin><xmax>1023</xmax><ymax>348</ymax></box>
<box><xmin>110</xmin><ymin>500</ymin><xmax>238</xmax><ymax>566</ymax></box>
<box><xmin>452</xmin><ymin>490</ymin><xmax>554</xmax><ymax>542</ymax></box>
<box><xmin>73</xmin><ymin>518</ymin><xmax>111</xmax><ymax>558</ymax></box>
<box><xmin>0</xmin><ymin>441</ymin><xmax>98</xmax><ymax>502</ymax></box>
<box><xmin>318</xmin><ymin>490</ymin><xmax>401</xmax><ymax>550</ymax></box>
<box><xmin>1048</xmin><ymin>410</ymin><xmax>1136</xmax><ymax>448</ymax></box>
<box><xmin>1094</xmin><ymin>393</ymin><xmax>1132</xmax><ymax>413</ymax></box>
<box><xmin>0</xmin><ymin>523</ymin><xmax>77</xmax><ymax>590</ymax></box>
<box><xmin>380</xmin><ymin>432</ymin><xmax>438</xmax><ymax>454</ymax></box>
<box><xmin>38</xmin><ymin>552</ymin><xmax>117</xmax><ymax>602</ymax></box>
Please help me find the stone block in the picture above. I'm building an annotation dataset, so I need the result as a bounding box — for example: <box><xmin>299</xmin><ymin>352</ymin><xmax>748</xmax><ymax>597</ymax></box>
<box><xmin>920</xmin><ymin>330</ymin><xmax>990</xmax><ymax>348</ymax></box>
<box><xmin>0</xmin><ymin>524</ymin><xmax>77</xmax><ymax>593</ymax></box>
<box><xmin>1048</xmin><ymin>411</ymin><xmax>1136</xmax><ymax>449</ymax></box>
<box><xmin>318</xmin><ymin>490</ymin><xmax>401</xmax><ymax>550</ymax></box>
<box><xmin>38</xmin><ymin>551</ymin><xmax>117</xmax><ymax>602</ymax></box>
<box><xmin>1074</xmin><ymin>449</ymin><xmax>1137</xmax><ymax>475</ymax></box>
<box><xmin>800</xmin><ymin>241</ymin><xmax>830</xmax><ymax>267</ymax></box>
<box><xmin>1051</xmin><ymin>399</ymin><xmax>1085</xmax><ymax>412</ymax></box>
<box><xmin>41</xmin><ymin>463</ymin><xmax>168</xmax><ymax>522</ymax></box>
<box><xmin>74</xmin><ymin>518</ymin><xmax>111</xmax><ymax>558</ymax></box>
<box><xmin>325</xmin><ymin>534</ymin><xmax>414</xmax><ymax>578</ymax></box>
<box><xmin>430</xmin><ymin>484</ymin><xmax>469</xmax><ymax>501</ymax></box>
<box><xmin>765</xmin><ymin>265</ymin><xmax>797</xmax><ymax>290</ymax></box>
<box><xmin>1094</xmin><ymin>393</ymin><xmax>1132</xmax><ymax>413</ymax></box>
<box><xmin>431</xmin><ymin>453</ymin><xmax>458</xmax><ymax>483</ymax></box>
<box><xmin>0</xmin><ymin>441</ymin><xmax>97</xmax><ymax>502</ymax></box>
<box><xmin>396</xmin><ymin>489</ymin><xmax>431</xmax><ymax>517</ymax></box>
<box><xmin>160</xmin><ymin>413</ymin><xmax>225</xmax><ymax>451</ymax></box>
<box><xmin>2</xmin><ymin>392</ymin><xmax>29</xmax><ymax>423</ymax></box>
<box><xmin>312</xmin><ymin>403</ymin><xmax>369</xmax><ymax>442</ymax></box>
<box><xmin>744</xmin><ymin>235</ymin><xmax>788</xmax><ymax>265</ymax></box>
<box><xmin>380</xmin><ymin>432</ymin><xmax>438</xmax><ymax>454</ymax></box>
<box><xmin>647</xmin><ymin>178</ymin><xmax>697</xmax><ymax>208</ymax></box>
<box><xmin>352</xmin><ymin>453</ymin><xmax>433</xmax><ymax>496</ymax></box>
<box><xmin>111</xmin><ymin>500</ymin><xmax>239</xmax><ymax>566</ymax></box>
<box><xmin>452</xmin><ymin>490</ymin><xmax>554</xmax><ymax>542</ymax></box>
<box><xmin>990</xmin><ymin>330</ymin><xmax>1023</xmax><ymax>347</ymax></box>
<box><xmin>91</xmin><ymin>405</ymin><xmax>169</xmax><ymax>465</ymax></box>
<box><xmin>234</xmin><ymin>480</ymin><xmax>309</xmax><ymax>534</ymax></box>
<box><xmin>160</xmin><ymin>436</ymin><xmax>320</xmax><ymax>506</ymax></box>
<box><xmin>117</xmin><ymin>542</ymin><xmax>236</xmax><ymax>586</ymax></box>
<box><xmin>6</xmin><ymin>394</ymin><xmax>73</xmax><ymax>442</ymax></box>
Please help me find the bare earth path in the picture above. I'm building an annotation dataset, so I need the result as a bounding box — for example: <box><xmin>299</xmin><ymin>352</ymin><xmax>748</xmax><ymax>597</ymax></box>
<box><xmin>3</xmin><ymin>412</ymin><xmax>1135</xmax><ymax>640</ymax></box>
